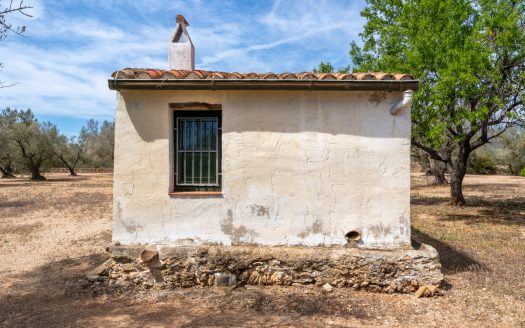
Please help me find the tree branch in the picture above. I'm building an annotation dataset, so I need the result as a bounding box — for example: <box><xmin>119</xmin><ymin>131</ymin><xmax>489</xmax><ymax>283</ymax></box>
<box><xmin>411</xmin><ymin>140</ymin><xmax>446</xmax><ymax>162</ymax></box>
<box><xmin>470</xmin><ymin>128</ymin><xmax>508</xmax><ymax>151</ymax></box>
<box><xmin>1</xmin><ymin>0</ymin><xmax>33</xmax><ymax>16</ymax></box>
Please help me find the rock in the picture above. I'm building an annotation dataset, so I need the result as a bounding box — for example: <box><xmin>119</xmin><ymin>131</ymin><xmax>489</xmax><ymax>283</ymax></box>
<box><xmin>384</xmin><ymin>286</ymin><xmax>395</xmax><ymax>293</ymax></box>
<box><xmin>121</xmin><ymin>263</ymin><xmax>135</xmax><ymax>273</ymax></box>
<box><xmin>214</xmin><ymin>272</ymin><xmax>237</xmax><ymax>286</ymax></box>
<box><xmin>368</xmin><ymin>284</ymin><xmax>382</xmax><ymax>292</ymax></box>
<box><xmin>140</xmin><ymin>250</ymin><xmax>159</xmax><ymax>263</ymax></box>
<box><xmin>415</xmin><ymin>285</ymin><xmax>439</xmax><ymax>298</ymax></box>
<box><xmin>415</xmin><ymin>286</ymin><xmax>427</xmax><ymax>298</ymax></box>
<box><xmin>86</xmin><ymin>274</ymin><xmax>102</xmax><ymax>282</ymax></box>
<box><xmin>322</xmin><ymin>283</ymin><xmax>334</xmax><ymax>292</ymax></box>
<box><xmin>85</xmin><ymin>259</ymin><xmax>114</xmax><ymax>280</ymax></box>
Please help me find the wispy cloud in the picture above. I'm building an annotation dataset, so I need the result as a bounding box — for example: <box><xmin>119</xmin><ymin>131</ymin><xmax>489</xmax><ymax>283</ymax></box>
<box><xmin>0</xmin><ymin>0</ymin><xmax>366</xmax><ymax>128</ymax></box>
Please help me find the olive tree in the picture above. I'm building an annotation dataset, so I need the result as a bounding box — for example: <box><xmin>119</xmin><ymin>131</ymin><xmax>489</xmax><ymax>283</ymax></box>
<box><xmin>0</xmin><ymin>125</ymin><xmax>16</xmax><ymax>178</ymax></box>
<box><xmin>52</xmin><ymin>134</ymin><xmax>84</xmax><ymax>176</ymax></box>
<box><xmin>0</xmin><ymin>108</ymin><xmax>58</xmax><ymax>180</ymax></box>
<box><xmin>79</xmin><ymin>119</ymin><xmax>114</xmax><ymax>168</ymax></box>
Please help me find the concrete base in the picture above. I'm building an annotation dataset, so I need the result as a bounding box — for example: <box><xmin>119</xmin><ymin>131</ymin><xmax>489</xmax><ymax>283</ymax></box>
<box><xmin>96</xmin><ymin>242</ymin><xmax>443</xmax><ymax>294</ymax></box>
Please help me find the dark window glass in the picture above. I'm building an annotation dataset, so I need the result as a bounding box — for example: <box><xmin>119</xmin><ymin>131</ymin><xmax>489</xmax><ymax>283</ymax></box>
<box><xmin>174</xmin><ymin>110</ymin><xmax>221</xmax><ymax>191</ymax></box>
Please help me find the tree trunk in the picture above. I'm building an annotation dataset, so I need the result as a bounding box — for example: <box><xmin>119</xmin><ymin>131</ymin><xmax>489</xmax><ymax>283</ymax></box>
<box><xmin>0</xmin><ymin>166</ymin><xmax>15</xmax><ymax>178</ymax></box>
<box><xmin>427</xmin><ymin>159</ymin><xmax>447</xmax><ymax>185</ymax></box>
<box><xmin>57</xmin><ymin>154</ymin><xmax>79</xmax><ymax>176</ymax></box>
<box><xmin>30</xmin><ymin>168</ymin><xmax>46</xmax><ymax>180</ymax></box>
<box><xmin>433</xmin><ymin>167</ymin><xmax>447</xmax><ymax>185</ymax></box>
<box><xmin>28</xmin><ymin>160</ymin><xmax>46</xmax><ymax>181</ymax></box>
<box><xmin>0</xmin><ymin>159</ymin><xmax>16</xmax><ymax>178</ymax></box>
<box><xmin>449</xmin><ymin>170</ymin><xmax>466</xmax><ymax>205</ymax></box>
<box><xmin>448</xmin><ymin>145</ymin><xmax>470</xmax><ymax>205</ymax></box>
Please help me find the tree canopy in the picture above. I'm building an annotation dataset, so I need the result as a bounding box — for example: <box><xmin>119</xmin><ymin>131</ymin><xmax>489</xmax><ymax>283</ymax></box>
<box><xmin>0</xmin><ymin>108</ymin><xmax>115</xmax><ymax>180</ymax></box>
<box><xmin>350</xmin><ymin>0</ymin><xmax>525</xmax><ymax>204</ymax></box>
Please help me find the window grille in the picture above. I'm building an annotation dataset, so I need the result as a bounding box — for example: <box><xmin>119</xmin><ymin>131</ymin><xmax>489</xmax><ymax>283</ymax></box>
<box><xmin>173</xmin><ymin>110</ymin><xmax>221</xmax><ymax>191</ymax></box>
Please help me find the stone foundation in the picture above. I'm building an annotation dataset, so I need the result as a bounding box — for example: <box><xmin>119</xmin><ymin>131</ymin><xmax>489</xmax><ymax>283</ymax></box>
<box><xmin>90</xmin><ymin>242</ymin><xmax>443</xmax><ymax>294</ymax></box>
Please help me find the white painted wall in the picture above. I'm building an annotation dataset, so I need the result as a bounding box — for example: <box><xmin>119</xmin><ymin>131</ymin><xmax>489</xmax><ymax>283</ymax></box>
<box><xmin>112</xmin><ymin>90</ymin><xmax>412</xmax><ymax>248</ymax></box>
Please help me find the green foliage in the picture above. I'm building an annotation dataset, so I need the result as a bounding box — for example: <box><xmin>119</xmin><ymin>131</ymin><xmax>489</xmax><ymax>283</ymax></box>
<box><xmin>500</xmin><ymin>127</ymin><xmax>525</xmax><ymax>175</ymax></box>
<box><xmin>519</xmin><ymin>166</ymin><xmax>525</xmax><ymax>177</ymax></box>
<box><xmin>79</xmin><ymin>119</ymin><xmax>114</xmax><ymax>168</ymax></box>
<box><xmin>0</xmin><ymin>108</ymin><xmax>114</xmax><ymax>179</ymax></box>
<box><xmin>313</xmin><ymin>62</ymin><xmax>350</xmax><ymax>73</ymax></box>
<box><xmin>349</xmin><ymin>0</ymin><xmax>525</xmax><ymax>201</ymax></box>
<box><xmin>0</xmin><ymin>108</ymin><xmax>60</xmax><ymax>179</ymax></box>
<box><xmin>467</xmin><ymin>149</ymin><xmax>497</xmax><ymax>174</ymax></box>
<box><xmin>352</xmin><ymin>0</ymin><xmax>525</xmax><ymax>148</ymax></box>
<box><xmin>313</xmin><ymin>62</ymin><xmax>334</xmax><ymax>73</ymax></box>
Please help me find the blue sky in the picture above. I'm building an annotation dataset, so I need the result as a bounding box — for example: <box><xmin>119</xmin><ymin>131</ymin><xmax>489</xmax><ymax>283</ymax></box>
<box><xmin>1</xmin><ymin>0</ymin><xmax>366</xmax><ymax>136</ymax></box>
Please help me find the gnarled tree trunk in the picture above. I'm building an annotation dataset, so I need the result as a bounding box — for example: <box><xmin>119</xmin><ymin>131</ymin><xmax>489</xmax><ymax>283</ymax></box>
<box><xmin>449</xmin><ymin>169</ymin><xmax>466</xmax><ymax>205</ymax></box>
<box><xmin>448</xmin><ymin>144</ymin><xmax>470</xmax><ymax>206</ymax></box>
<box><xmin>27</xmin><ymin>159</ymin><xmax>46</xmax><ymax>181</ymax></box>
<box><xmin>427</xmin><ymin>158</ymin><xmax>447</xmax><ymax>185</ymax></box>
<box><xmin>57</xmin><ymin>153</ymin><xmax>80</xmax><ymax>176</ymax></box>
<box><xmin>0</xmin><ymin>162</ymin><xmax>16</xmax><ymax>178</ymax></box>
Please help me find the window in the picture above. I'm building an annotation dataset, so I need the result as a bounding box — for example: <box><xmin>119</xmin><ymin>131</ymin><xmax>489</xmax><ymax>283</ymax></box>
<box><xmin>173</xmin><ymin>110</ymin><xmax>221</xmax><ymax>192</ymax></box>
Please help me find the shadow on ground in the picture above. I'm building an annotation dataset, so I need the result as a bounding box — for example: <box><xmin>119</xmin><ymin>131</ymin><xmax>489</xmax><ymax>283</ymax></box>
<box><xmin>0</xmin><ymin>252</ymin><xmax>370</xmax><ymax>327</ymax></box>
<box><xmin>0</xmin><ymin>175</ymin><xmax>107</xmax><ymax>189</ymax></box>
<box><xmin>412</xmin><ymin>196</ymin><xmax>525</xmax><ymax>226</ymax></box>
<box><xmin>412</xmin><ymin>227</ymin><xmax>487</xmax><ymax>274</ymax></box>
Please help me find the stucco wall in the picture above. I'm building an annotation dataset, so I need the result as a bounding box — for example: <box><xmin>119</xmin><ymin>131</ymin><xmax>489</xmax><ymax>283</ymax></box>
<box><xmin>112</xmin><ymin>90</ymin><xmax>411</xmax><ymax>248</ymax></box>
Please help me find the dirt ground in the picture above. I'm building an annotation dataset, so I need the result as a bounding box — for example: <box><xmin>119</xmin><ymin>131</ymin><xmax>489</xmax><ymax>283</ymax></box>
<box><xmin>0</xmin><ymin>173</ymin><xmax>524</xmax><ymax>327</ymax></box>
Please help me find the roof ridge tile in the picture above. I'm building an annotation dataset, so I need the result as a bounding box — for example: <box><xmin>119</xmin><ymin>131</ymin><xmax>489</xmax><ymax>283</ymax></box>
<box><xmin>110</xmin><ymin>69</ymin><xmax>415</xmax><ymax>81</ymax></box>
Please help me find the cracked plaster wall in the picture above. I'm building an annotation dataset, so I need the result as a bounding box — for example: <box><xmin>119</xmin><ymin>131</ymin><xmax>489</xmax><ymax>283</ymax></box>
<box><xmin>112</xmin><ymin>90</ymin><xmax>411</xmax><ymax>248</ymax></box>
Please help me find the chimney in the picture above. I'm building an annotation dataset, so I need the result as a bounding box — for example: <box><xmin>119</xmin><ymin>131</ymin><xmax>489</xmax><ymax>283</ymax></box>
<box><xmin>169</xmin><ymin>15</ymin><xmax>195</xmax><ymax>70</ymax></box>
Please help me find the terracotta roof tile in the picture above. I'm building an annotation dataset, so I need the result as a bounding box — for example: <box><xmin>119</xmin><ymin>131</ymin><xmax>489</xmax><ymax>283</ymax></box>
<box><xmin>297</xmin><ymin>72</ymin><xmax>316</xmax><ymax>80</ymax></box>
<box><xmin>373</xmin><ymin>73</ymin><xmax>395</xmax><ymax>80</ymax></box>
<box><xmin>336</xmin><ymin>73</ymin><xmax>355</xmax><ymax>80</ymax></box>
<box><xmin>225</xmin><ymin>72</ymin><xmax>244</xmax><ymax>79</ymax></box>
<box><xmin>280</xmin><ymin>73</ymin><xmax>298</xmax><ymax>80</ymax></box>
<box><xmin>394</xmin><ymin>73</ymin><xmax>414</xmax><ymax>80</ymax></box>
<box><xmin>111</xmin><ymin>68</ymin><xmax>415</xmax><ymax>81</ymax></box>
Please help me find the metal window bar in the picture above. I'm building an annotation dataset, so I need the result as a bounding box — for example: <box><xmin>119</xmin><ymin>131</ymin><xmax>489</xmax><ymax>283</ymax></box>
<box><xmin>176</xmin><ymin>117</ymin><xmax>219</xmax><ymax>187</ymax></box>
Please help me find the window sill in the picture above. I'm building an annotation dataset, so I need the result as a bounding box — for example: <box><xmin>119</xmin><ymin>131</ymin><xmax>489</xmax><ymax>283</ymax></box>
<box><xmin>169</xmin><ymin>191</ymin><xmax>223</xmax><ymax>197</ymax></box>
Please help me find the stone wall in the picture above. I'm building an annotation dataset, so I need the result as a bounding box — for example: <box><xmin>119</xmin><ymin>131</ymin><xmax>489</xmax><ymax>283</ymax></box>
<box><xmin>88</xmin><ymin>243</ymin><xmax>443</xmax><ymax>294</ymax></box>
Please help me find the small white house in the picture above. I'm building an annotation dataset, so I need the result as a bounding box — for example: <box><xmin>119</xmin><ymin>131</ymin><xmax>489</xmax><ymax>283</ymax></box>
<box><xmin>108</xmin><ymin>16</ymin><xmax>418</xmax><ymax>249</ymax></box>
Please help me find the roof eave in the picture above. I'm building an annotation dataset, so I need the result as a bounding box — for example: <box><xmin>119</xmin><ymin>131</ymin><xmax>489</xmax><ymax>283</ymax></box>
<box><xmin>108</xmin><ymin>79</ymin><xmax>419</xmax><ymax>92</ymax></box>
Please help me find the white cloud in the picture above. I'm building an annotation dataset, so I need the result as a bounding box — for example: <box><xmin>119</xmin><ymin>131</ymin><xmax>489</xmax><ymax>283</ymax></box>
<box><xmin>0</xmin><ymin>0</ymin><xmax>366</xmax><ymax>123</ymax></box>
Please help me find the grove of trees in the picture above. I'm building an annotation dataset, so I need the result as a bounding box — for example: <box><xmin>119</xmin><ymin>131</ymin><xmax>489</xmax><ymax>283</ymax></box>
<box><xmin>319</xmin><ymin>0</ymin><xmax>525</xmax><ymax>205</ymax></box>
<box><xmin>0</xmin><ymin>108</ymin><xmax>114</xmax><ymax>180</ymax></box>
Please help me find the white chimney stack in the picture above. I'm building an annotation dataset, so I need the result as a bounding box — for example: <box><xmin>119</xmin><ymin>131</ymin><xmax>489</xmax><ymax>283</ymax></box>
<box><xmin>169</xmin><ymin>15</ymin><xmax>195</xmax><ymax>70</ymax></box>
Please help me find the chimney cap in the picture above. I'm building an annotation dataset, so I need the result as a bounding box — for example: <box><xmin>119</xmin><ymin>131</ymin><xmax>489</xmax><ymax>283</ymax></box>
<box><xmin>176</xmin><ymin>15</ymin><xmax>189</xmax><ymax>27</ymax></box>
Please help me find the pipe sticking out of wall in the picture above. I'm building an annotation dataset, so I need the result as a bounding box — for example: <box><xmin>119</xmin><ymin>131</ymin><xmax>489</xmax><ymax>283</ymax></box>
<box><xmin>390</xmin><ymin>90</ymin><xmax>414</xmax><ymax>115</ymax></box>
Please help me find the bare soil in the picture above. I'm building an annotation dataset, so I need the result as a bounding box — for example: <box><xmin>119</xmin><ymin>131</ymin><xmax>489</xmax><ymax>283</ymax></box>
<box><xmin>0</xmin><ymin>173</ymin><xmax>524</xmax><ymax>327</ymax></box>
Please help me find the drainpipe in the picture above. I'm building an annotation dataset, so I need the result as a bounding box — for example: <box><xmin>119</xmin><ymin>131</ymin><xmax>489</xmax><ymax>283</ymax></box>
<box><xmin>390</xmin><ymin>90</ymin><xmax>414</xmax><ymax>115</ymax></box>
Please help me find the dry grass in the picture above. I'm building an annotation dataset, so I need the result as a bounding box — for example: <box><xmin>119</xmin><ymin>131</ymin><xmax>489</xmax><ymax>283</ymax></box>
<box><xmin>411</xmin><ymin>174</ymin><xmax>525</xmax><ymax>301</ymax></box>
<box><xmin>0</xmin><ymin>173</ymin><xmax>524</xmax><ymax>327</ymax></box>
